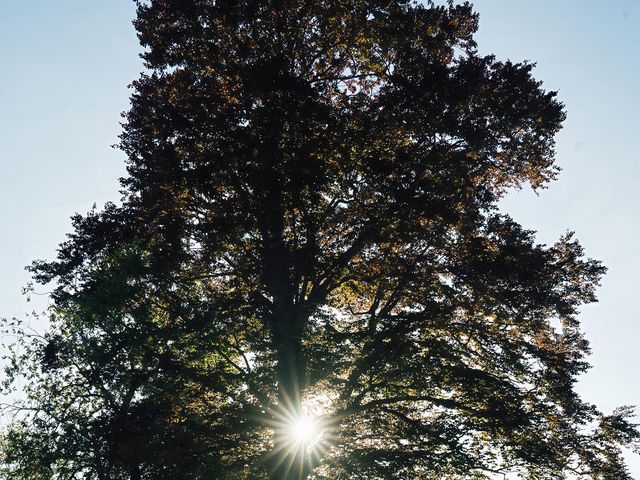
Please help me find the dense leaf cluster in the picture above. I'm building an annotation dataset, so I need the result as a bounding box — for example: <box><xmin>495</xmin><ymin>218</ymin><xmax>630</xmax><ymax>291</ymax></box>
<box><xmin>2</xmin><ymin>1</ymin><xmax>638</xmax><ymax>479</ymax></box>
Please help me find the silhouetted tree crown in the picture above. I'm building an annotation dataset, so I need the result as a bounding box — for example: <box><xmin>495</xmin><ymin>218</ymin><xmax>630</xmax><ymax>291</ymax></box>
<box><xmin>2</xmin><ymin>1</ymin><xmax>638</xmax><ymax>479</ymax></box>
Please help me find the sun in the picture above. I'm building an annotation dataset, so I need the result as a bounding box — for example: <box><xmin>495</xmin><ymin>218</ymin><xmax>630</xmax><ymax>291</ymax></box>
<box><xmin>262</xmin><ymin>400</ymin><xmax>334</xmax><ymax>478</ymax></box>
<box><xmin>289</xmin><ymin>414</ymin><xmax>321</xmax><ymax>445</ymax></box>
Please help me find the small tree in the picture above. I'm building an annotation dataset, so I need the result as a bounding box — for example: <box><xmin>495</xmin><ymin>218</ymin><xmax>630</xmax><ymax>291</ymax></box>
<box><xmin>2</xmin><ymin>1</ymin><xmax>638</xmax><ymax>479</ymax></box>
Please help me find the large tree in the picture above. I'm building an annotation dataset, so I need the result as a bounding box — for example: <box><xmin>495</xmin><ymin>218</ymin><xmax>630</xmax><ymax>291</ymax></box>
<box><xmin>2</xmin><ymin>1</ymin><xmax>639</xmax><ymax>479</ymax></box>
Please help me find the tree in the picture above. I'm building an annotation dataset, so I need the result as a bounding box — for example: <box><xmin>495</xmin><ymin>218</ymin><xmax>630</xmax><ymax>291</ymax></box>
<box><xmin>2</xmin><ymin>1</ymin><xmax>639</xmax><ymax>479</ymax></box>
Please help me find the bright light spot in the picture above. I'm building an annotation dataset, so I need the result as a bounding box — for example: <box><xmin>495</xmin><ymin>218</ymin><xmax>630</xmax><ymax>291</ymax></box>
<box><xmin>289</xmin><ymin>415</ymin><xmax>321</xmax><ymax>445</ymax></box>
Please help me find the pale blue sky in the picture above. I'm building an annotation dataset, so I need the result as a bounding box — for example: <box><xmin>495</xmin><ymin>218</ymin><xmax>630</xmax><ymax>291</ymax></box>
<box><xmin>473</xmin><ymin>1</ymin><xmax>640</xmax><ymax>473</ymax></box>
<box><xmin>1</xmin><ymin>1</ymin><xmax>639</xmax><ymax>475</ymax></box>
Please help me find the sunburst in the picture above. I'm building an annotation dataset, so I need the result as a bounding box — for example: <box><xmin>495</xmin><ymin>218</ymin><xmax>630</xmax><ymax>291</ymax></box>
<box><xmin>261</xmin><ymin>393</ymin><xmax>336</xmax><ymax>479</ymax></box>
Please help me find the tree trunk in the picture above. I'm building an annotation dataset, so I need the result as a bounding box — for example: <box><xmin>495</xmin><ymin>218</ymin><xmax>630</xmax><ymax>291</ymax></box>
<box><xmin>266</xmin><ymin>310</ymin><xmax>309</xmax><ymax>480</ymax></box>
<box><xmin>129</xmin><ymin>464</ymin><xmax>141</xmax><ymax>480</ymax></box>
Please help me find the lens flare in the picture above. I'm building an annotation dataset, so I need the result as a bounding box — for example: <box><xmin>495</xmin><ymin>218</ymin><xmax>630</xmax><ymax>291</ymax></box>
<box><xmin>261</xmin><ymin>398</ymin><xmax>335</xmax><ymax>479</ymax></box>
<box><xmin>290</xmin><ymin>414</ymin><xmax>321</xmax><ymax>445</ymax></box>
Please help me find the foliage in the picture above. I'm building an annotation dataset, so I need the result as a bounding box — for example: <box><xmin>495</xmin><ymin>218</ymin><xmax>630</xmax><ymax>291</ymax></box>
<box><xmin>2</xmin><ymin>1</ymin><xmax>639</xmax><ymax>479</ymax></box>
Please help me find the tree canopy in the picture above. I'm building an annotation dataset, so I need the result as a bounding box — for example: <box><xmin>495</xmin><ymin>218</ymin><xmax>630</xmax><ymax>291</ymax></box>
<box><xmin>2</xmin><ymin>1</ymin><xmax>639</xmax><ymax>479</ymax></box>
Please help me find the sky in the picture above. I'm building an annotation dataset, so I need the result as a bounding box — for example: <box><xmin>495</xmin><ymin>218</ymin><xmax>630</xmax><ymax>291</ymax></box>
<box><xmin>1</xmin><ymin>0</ymin><xmax>639</xmax><ymax>475</ymax></box>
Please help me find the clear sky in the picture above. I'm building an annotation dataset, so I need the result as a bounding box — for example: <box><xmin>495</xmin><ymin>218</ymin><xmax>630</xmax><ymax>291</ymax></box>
<box><xmin>1</xmin><ymin>0</ymin><xmax>639</xmax><ymax>475</ymax></box>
